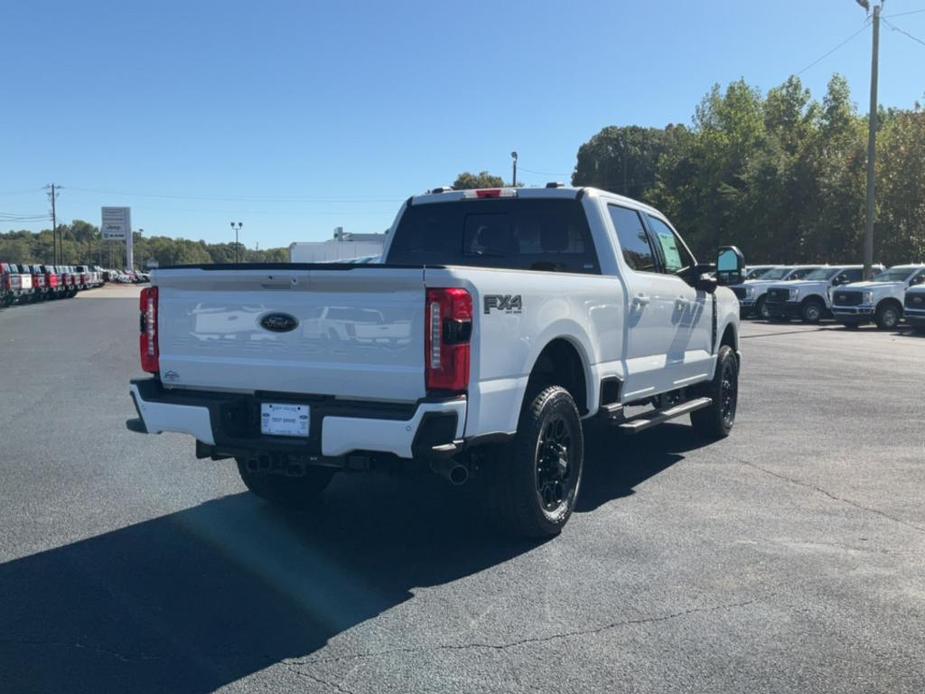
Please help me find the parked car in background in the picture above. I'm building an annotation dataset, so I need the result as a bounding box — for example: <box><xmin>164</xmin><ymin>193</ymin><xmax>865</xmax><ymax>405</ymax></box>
<box><xmin>904</xmin><ymin>285</ymin><xmax>925</xmax><ymax>333</ymax></box>
<box><xmin>25</xmin><ymin>264</ymin><xmax>47</xmax><ymax>301</ymax></box>
<box><xmin>731</xmin><ymin>265</ymin><xmax>822</xmax><ymax>319</ymax></box>
<box><xmin>831</xmin><ymin>264</ymin><xmax>925</xmax><ymax>330</ymax></box>
<box><xmin>37</xmin><ymin>265</ymin><xmax>64</xmax><ymax>299</ymax></box>
<box><xmin>60</xmin><ymin>266</ymin><xmax>79</xmax><ymax>297</ymax></box>
<box><xmin>74</xmin><ymin>265</ymin><xmax>96</xmax><ymax>289</ymax></box>
<box><xmin>764</xmin><ymin>265</ymin><xmax>884</xmax><ymax>323</ymax></box>
<box><xmin>742</xmin><ymin>265</ymin><xmax>776</xmax><ymax>280</ymax></box>
<box><xmin>0</xmin><ymin>263</ymin><xmax>34</xmax><ymax>305</ymax></box>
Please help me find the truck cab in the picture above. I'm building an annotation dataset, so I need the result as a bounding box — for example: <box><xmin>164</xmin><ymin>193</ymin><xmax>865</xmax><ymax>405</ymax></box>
<box><xmin>832</xmin><ymin>264</ymin><xmax>925</xmax><ymax>330</ymax></box>
<box><xmin>764</xmin><ymin>265</ymin><xmax>883</xmax><ymax>323</ymax></box>
<box><xmin>730</xmin><ymin>265</ymin><xmax>821</xmax><ymax>319</ymax></box>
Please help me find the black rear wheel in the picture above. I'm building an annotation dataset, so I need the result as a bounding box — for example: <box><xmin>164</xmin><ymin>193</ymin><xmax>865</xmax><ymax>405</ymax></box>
<box><xmin>491</xmin><ymin>386</ymin><xmax>584</xmax><ymax>539</ymax></box>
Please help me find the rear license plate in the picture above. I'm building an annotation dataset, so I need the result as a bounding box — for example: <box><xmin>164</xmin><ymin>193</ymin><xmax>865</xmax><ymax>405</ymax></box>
<box><xmin>260</xmin><ymin>403</ymin><xmax>310</xmax><ymax>437</ymax></box>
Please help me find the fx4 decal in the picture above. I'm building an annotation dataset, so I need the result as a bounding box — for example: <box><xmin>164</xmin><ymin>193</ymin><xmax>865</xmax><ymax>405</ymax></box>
<box><xmin>484</xmin><ymin>294</ymin><xmax>523</xmax><ymax>314</ymax></box>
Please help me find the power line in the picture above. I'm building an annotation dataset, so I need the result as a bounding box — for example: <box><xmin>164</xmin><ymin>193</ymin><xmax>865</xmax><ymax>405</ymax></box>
<box><xmin>65</xmin><ymin>185</ymin><xmax>402</xmax><ymax>204</ymax></box>
<box><xmin>518</xmin><ymin>166</ymin><xmax>573</xmax><ymax>177</ymax></box>
<box><xmin>796</xmin><ymin>19</ymin><xmax>871</xmax><ymax>75</ymax></box>
<box><xmin>882</xmin><ymin>17</ymin><xmax>925</xmax><ymax>48</ymax></box>
<box><xmin>883</xmin><ymin>8</ymin><xmax>925</xmax><ymax>19</ymax></box>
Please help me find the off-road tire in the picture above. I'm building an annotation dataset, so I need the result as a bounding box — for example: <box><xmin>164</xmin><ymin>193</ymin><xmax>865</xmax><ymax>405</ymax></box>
<box><xmin>690</xmin><ymin>345</ymin><xmax>739</xmax><ymax>439</ymax></box>
<box><xmin>491</xmin><ymin>386</ymin><xmax>584</xmax><ymax>539</ymax></box>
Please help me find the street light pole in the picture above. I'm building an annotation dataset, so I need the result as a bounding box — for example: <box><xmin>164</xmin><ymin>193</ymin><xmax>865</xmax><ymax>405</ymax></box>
<box><xmin>230</xmin><ymin>222</ymin><xmax>243</xmax><ymax>263</ymax></box>
<box><xmin>511</xmin><ymin>151</ymin><xmax>518</xmax><ymax>187</ymax></box>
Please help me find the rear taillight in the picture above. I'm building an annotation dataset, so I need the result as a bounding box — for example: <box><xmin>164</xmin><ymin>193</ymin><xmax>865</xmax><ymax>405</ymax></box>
<box><xmin>425</xmin><ymin>288</ymin><xmax>472</xmax><ymax>394</ymax></box>
<box><xmin>139</xmin><ymin>287</ymin><xmax>159</xmax><ymax>374</ymax></box>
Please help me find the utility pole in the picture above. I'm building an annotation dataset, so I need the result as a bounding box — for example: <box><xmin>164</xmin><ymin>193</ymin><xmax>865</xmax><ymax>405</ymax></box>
<box><xmin>511</xmin><ymin>151</ymin><xmax>518</xmax><ymax>187</ymax></box>
<box><xmin>862</xmin><ymin>1</ymin><xmax>882</xmax><ymax>279</ymax></box>
<box><xmin>46</xmin><ymin>184</ymin><xmax>59</xmax><ymax>264</ymax></box>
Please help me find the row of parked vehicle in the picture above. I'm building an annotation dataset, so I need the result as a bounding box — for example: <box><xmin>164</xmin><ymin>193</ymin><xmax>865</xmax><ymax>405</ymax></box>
<box><xmin>733</xmin><ymin>263</ymin><xmax>925</xmax><ymax>332</ymax></box>
<box><xmin>0</xmin><ymin>263</ymin><xmax>150</xmax><ymax>307</ymax></box>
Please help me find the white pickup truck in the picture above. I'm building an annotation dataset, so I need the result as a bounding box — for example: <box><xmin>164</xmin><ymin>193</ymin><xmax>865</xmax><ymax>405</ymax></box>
<box><xmin>831</xmin><ymin>264</ymin><xmax>925</xmax><ymax>330</ymax></box>
<box><xmin>730</xmin><ymin>265</ymin><xmax>821</xmax><ymax>320</ymax></box>
<box><xmin>763</xmin><ymin>265</ymin><xmax>884</xmax><ymax>323</ymax></box>
<box><xmin>127</xmin><ymin>186</ymin><xmax>744</xmax><ymax>537</ymax></box>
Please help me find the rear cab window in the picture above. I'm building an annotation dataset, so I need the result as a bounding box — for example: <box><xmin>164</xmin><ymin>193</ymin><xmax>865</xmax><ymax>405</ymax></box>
<box><xmin>386</xmin><ymin>198</ymin><xmax>600</xmax><ymax>274</ymax></box>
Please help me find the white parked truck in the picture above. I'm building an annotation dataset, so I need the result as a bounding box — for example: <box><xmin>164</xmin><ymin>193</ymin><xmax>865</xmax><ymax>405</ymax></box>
<box><xmin>730</xmin><ymin>265</ymin><xmax>821</xmax><ymax>320</ymax></box>
<box><xmin>831</xmin><ymin>264</ymin><xmax>925</xmax><ymax>329</ymax></box>
<box><xmin>764</xmin><ymin>265</ymin><xmax>883</xmax><ymax>323</ymax></box>
<box><xmin>127</xmin><ymin>186</ymin><xmax>745</xmax><ymax>537</ymax></box>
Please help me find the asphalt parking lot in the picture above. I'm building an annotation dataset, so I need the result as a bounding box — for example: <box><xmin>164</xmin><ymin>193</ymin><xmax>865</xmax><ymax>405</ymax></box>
<box><xmin>1</xmin><ymin>287</ymin><xmax>923</xmax><ymax>694</ymax></box>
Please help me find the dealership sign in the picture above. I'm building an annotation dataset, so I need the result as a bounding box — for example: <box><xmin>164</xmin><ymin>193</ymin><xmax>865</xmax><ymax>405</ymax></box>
<box><xmin>101</xmin><ymin>207</ymin><xmax>131</xmax><ymax>240</ymax></box>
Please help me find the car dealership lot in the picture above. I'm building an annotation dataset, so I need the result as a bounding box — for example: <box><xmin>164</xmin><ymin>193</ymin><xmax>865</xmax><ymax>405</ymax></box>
<box><xmin>0</xmin><ymin>290</ymin><xmax>923</xmax><ymax>694</ymax></box>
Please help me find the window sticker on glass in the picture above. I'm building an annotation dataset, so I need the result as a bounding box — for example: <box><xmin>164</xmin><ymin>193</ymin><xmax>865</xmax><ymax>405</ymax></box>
<box><xmin>657</xmin><ymin>232</ymin><xmax>682</xmax><ymax>270</ymax></box>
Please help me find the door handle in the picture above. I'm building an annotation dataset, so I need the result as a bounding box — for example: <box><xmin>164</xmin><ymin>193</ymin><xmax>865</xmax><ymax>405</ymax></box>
<box><xmin>632</xmin><ymin>294</ymin><xmax>651</xmax><ymax>308</ymax></box>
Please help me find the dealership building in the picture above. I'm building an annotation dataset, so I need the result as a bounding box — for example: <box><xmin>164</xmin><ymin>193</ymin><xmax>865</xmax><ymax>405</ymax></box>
<box><xmin>288</xmin><ymin>227</ymin><xmax>386</xmax><ymax>263</ymax></box>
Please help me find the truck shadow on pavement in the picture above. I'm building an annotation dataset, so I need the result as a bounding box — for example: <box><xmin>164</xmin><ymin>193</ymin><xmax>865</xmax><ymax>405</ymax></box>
<box><xmin>578</xmin><ymin>422</ymin><xmax>710</xmax><ymax>511</ymax></box>
<box><xmin>0</xmin><ymin>424</ymin><xmax>705</xmax><ymax>693</ymax></box>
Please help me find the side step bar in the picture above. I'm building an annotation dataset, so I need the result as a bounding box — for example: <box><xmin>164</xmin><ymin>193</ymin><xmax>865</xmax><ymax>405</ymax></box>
<box><xmin>617</xmin><ymin>397</ymin><xmax>713</xmax><ymax>434</ymax></box>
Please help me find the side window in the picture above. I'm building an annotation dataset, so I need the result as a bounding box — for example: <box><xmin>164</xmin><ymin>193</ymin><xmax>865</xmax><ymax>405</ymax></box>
<box><xmin>838</xmin><ymin>269</ymin><xmax>862</xmax><ymax>284</ymax></box>
<box><xmin>646</xmin><ymin>216</ymin><xmax>696</xmax><ymax>274</ymax></box>
<box><xmin>608</xmin><ymin>205</ymin><xmax>657</xmax><ymax>272</ymax></box>
<box><xmin>911</xmin><ymin>271</ymin><xmax>925</xmax><ymax>286</ymax></box>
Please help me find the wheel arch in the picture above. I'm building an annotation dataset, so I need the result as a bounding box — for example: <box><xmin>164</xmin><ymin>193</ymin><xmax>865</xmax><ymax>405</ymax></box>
<box><xmin>719</xmin><ymin>321</ymin><xmax>738</xmax><ymax>351</ymax></box>
<box><xmin>523</xmin><ymin>336</ymin><xmax>593</xmax><ymax>416</ymax></box>
<box><xmin>877</xmin><ymin>296</ymin><xmax>903</xmax><ymax>314</ymax></box>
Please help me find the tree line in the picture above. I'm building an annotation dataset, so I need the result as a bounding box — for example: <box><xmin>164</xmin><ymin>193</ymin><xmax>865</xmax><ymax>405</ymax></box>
<box><xmin>571</xmin><ymin>74</ymin><xmax>925</xmax><ymax>265</ymax></box>
<box><xmin>0</xmin><ymin>222</ymin><xmax>289</xmax><ymax>267</ymax></box>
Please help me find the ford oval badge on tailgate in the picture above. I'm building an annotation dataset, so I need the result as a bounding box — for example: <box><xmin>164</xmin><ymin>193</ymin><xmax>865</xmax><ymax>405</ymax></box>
<box><xmin>260</xmin><ymin>312</ymin><xmax>299</xmax><ymax>333</ymax></box>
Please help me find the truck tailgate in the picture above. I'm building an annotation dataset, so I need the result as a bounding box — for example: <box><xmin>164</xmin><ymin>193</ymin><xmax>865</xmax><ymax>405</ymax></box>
<box><xmin>154</xmin><ymin>266</ymin><xmax>427</xmax><ymax>401</ymax></box>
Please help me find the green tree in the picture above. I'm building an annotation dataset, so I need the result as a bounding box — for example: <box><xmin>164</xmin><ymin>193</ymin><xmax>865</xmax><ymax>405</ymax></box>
<box><xmin>452</xmin><ymin>171</ymin><xmax>505</xmax><ymax>189</ymax></box>
<box><xmin>572</xmin><ymin>125</ymin><xmax>668</xmax><ymax>201</ymax></box>
<box><xmin>876</xmin><ymin>108</ymin><xmax>925</xmax><ymax>264</ymax></box>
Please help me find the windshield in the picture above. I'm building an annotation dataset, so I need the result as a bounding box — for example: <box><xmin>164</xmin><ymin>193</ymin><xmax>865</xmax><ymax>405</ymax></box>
<box><xmin>871</xmin><ymin>267</ymin><xmax>920</xmax><ymax>283</ymax></box>
<box><xmin>802</xmin><ymin>268</ymin><xmax>840</xmax><ymax>281</ymax></box>
<box><xmin>756</xmin><ymin>267</ymin><xmax>792</xmax><ymax>280</ymax></box>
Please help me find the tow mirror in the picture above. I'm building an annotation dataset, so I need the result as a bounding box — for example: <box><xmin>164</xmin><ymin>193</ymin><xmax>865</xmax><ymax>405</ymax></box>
<box><xmin>716</xmin><ymin>246</ymin><xmax>745</xmax><ymax>286</ymax></box>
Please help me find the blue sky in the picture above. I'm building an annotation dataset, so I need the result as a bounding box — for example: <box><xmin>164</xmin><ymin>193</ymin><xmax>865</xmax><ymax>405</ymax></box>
<box><xmin>2</xmin><ymin>0</ymin><xmax>924</xmax><ymax>248</ymax></box>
